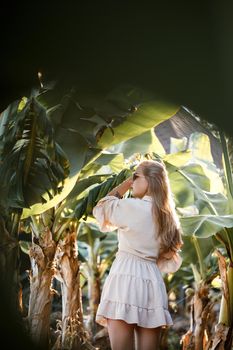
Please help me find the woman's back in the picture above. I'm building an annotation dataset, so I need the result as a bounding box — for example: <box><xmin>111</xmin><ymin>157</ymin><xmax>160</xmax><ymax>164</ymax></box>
<box><xmin>118</xmin><ymin>196</ymin><xmax>159</xmax><ymax>261</ymax></box>
<box><xmin>93</xmin><ymin>194</ymin><xmax>159</xmax><ymax>261</ymax></box>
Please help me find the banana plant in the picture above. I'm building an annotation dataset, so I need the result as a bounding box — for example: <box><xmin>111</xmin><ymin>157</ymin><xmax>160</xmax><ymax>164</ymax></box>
<box><xmin>51</xmin><ymin>131</ymin><xmax>225</xmax><ymax>348</ymax></box>
<box><xmin>51</xmin><ymin>169</ymin><xmax>132</xmax><ymax>349</ymax></box>
<box><xmin>130</xmin><ymin>132</ymin><xmax>227</xmax><ymax>350</ymax></box>
<box><xmin>165</xmin><ymin>131</ymin><xmax>233</xmax><ymax>350</ymax></box>
<box><xmin>19</xmin><ymin>168</ymin><xmax>132</xmax><ymax>348</ymax></box>
<box><xmin>165</xmin><ymin>163</ymin><xmax>223</xmax><ymax>350</ymax></box>
<box><xmin>0</xmin><ymin>84</ymin><xmax>178</xmax><ymax>347</ymax></box>
<box><xmin>75</xmin><ymin>130</ymin><xmax>227</xmax><ymax>349</ymax></box>
<box><xmin>22</xmin><ymin>83</ymin><xmax>179</xmax><ymax>217</ymax></box>
<box><xmin>0</xmin><ymin>97</ymin><xmax>70</xmax><ymax>320</ymax></box>
<box><xmin>208</xmin><ymin>130</ymin><xmax>233</xmax><ymax>350</ymax></box>
<box><xmin>78</xmin><ymin>222</ymin><xmax>118</xmax><ymax>338</ymax></box>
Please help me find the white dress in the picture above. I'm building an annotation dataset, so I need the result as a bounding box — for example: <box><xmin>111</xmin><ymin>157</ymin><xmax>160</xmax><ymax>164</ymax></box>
<box><xmin>92</xmin><ymin>195</ymin><xmax>182</xmax><ymax>328</ymax></box>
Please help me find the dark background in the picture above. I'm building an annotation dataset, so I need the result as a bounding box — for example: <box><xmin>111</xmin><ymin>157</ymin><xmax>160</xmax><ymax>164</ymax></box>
<box><xmin>1</xmin><ymin>0</ymin><xmax>233</xmax><ymax>134</ymax></box>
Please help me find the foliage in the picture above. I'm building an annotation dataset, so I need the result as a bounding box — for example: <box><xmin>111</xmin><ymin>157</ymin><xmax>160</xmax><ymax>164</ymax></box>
<box><xmin>0</xmin><ymin>97</ymin><xmax>70</xmax><ymax>208</ymax></box>
<box><xmin>21</xmin><ymin>84</ymin><xmax>178</xmax><ymax>216</ymax></box>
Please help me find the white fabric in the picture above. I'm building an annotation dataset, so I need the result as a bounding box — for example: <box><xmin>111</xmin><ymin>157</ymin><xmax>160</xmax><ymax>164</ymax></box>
<box><xmin>93</xmin><ymin>195</ymin><xmax>160</xmax><ymax>262</ymax></box>
<box><xmin>157</xmin><ymin>251</ymin><xmax>183</xmax><ymax>273</ymax></box>
<box><xmin>95</xmin><ymin>251</ymin><xmax>173</xmax><ymax>328</ymax></box>
<box><xmin>92</xmin><ymin>195</ymin><xmax>182</xmax><ymax>328</ymax></box>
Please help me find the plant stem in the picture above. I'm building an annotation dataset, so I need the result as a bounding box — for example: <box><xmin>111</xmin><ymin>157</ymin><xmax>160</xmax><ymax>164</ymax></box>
<box><xmin>219</xmin><ymin>130</ymin><xmax>233</xmax><ymax>199</ymax></box>
<box><xmin>192</xmin><ymin>236</ymin><xmax>206</xmax><ymax>281</ymax></box>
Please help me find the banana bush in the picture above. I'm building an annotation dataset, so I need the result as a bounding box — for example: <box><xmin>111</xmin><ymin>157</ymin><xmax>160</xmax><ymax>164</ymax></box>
<box><xmin>0</xmin><ymin>84</ymin><xmax>179</xmax><ymax>348</ymax></box>
<box><xmin>0</xmin><ymin>97</ymin><xmax>70</xmax><ymax>209</ymax></box>
<box><xmin>167</xmin><ymin>131</ymin><xmax>233</xmax><ymax>349</ymax></box>
<box><xmin>22</xmin><ymin>84</ymin><xmax>178</xmax><ymax>217</ymax></box>
<box><xmin>0</xmin><ymin>96</ymin><xmax>70</xmax><ymax>314</ymax></box>
<box><xmin>78</xmin><ymin>221</ymin><xmax>118</xmax><ymax>336</ymax></box>
<box><xmin>4</xmin><ymin>80</ymin><xmax>231</xmax><ymax>348</ymax></box>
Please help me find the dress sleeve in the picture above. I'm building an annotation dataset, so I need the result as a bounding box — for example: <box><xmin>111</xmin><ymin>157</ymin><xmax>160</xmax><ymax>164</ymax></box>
<box><xmin>92</xmin><ymin>195</ymin><xmax>131</xmax><ymax>232</ymax></box>
<box><xmin>157</xmin><ymin>251</ymin><xmax>182</xmax><ymax>273</ymax></box>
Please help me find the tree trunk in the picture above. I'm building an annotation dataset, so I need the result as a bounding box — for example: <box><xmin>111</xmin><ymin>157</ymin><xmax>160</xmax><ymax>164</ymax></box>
<box><xmin>181</xmin><ymin>283</ymin><xmax>214</xmax><ymax>350</ymax></box>
<box><xmin>0</xmin><ymin>222</ymin><xmax>20</xmax><ymax>309</ymax></box>
<box><xmin>28</xmin><ymin>227</ymin><xmax>57</xmax><ymax>349</ymax></box>
<box><xmin>86</xmin><ymin>268</ymin><xmax>101</xmax><ymax>338</ymax></box>
<box><xmin>55</xmin><ymin>232</ymin><xmax>94</xmax><ymax>350</ymax></box>
<box><xmin>210</xmin><ymin>254</ymin><xmax>233</xmax><ymax>350</ymax></box>
<box><xmin>0</xmin><ymin>212</ymin><xmax>25</xmax><ymax>340</ymax></box>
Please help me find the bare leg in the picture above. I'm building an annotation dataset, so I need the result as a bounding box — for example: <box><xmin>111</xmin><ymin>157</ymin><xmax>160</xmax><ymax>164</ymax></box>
<box><xmin>134</xmin><ymin>325</ymin><xmax>162</xmax><ymax>350</ymax></box>
<box><xmin>107</xmin><ymin>318</ymin><xmax>136</xmax><ymax>350</ymax></box>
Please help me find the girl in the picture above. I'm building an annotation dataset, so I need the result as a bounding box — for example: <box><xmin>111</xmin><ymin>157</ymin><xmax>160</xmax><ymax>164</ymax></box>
<box><xmin>92</xmin><ymin>160</ymin><xmax>183</xmax><ymax>350</ymax></box>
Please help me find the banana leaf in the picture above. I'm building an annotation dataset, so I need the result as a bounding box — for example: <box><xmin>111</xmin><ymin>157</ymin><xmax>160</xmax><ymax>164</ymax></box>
<box><xmin>180</xmin><ymin>214</ymin><xmax>233</xmax><ymax>238</ymax></box>
<box><xmin>21</xmin><ymin>85</ymin><xmax>178</xmax><ymax>216</ymax></box>
<box><xmin>0</xmin><ymin>98</ymin><xmax>69</xmax><ymax>208</ymax></box>
<box><xmin>107</xmin><ymin>128</ymin><xmax>165</xmax><ymax>159</ymax></box>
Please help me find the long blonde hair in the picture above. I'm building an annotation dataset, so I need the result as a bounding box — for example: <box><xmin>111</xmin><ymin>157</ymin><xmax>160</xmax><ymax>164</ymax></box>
<box><xmin>138</xmin><ymin>160</ymin><xmax>183</xmax><ymax>257</ymax></box>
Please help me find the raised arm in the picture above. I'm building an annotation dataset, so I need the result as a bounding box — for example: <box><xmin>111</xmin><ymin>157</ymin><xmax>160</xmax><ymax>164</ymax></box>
<box><xmin>107</xmin><ymin>176</ymin><xmax>133</xmax><ymax>198</ymax></box>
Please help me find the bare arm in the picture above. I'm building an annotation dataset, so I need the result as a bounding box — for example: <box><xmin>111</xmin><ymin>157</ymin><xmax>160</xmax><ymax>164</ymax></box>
<box><xmin>107</xmin><ymin>177</ymin><xmax>133</xmax><ymax>198</ymax></box>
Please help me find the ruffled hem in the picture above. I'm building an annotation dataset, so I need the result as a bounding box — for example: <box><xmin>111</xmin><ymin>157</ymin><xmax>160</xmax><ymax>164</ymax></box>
<box><xmin>95</xmin><ymin>299</ymin><xmax>173</xmax><ymax>328</ymax></box>
<box><xmin>95</xmin><ymin>250</ymin><xmax>174</xmax><ymax>328</ymax></box>
<box><xmin>102</xmin><ymin>271</ymin><xmax>167</xmax><ymax>311</ymax></box>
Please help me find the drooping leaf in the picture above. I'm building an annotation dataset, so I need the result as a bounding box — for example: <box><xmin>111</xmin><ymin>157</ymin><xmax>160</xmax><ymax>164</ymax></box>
<box><xmin>23</xmin><ymin>85</ymin><xmax>178</xmax><ymax>216</ymax></box>
<box><xmin>0</xmin><ymin>97</ymin><xmax>70</xmax><ymax>208</ymax></box>
<box><xmin>107</xmin><ymin>128</ymin><xmax>165</xmax><ymax>159</ymax></box>
<box><xmin>180</xmin><ymin>214</ymin><xmax>233</xmax><ymax>238</ymax></box>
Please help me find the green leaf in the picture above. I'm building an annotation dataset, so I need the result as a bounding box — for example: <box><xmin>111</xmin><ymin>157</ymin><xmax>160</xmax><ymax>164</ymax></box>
<box><xmin>195</xmin><ymin>191</ymin><xmax>229</xmax><ymax>215</ymax></box>
<box><xmin>98</xmin><ymin>100</ymin><xmax>179</xmax><ymax>149</ymax></box>
<box><xmin>170</xmin><ymin>136</ymin><xmax>188</xmax><ymax>153</ymax></box>
<box><xmin>0</xmin><ymin>98</ymin><xmax>70</xmax><ymax>209</ymax></box>
<box><xmin>180</xmin><ymin>235</ymin><xmax>216</xmax><ymax>265</ymax></box>
<box><xmin>180</xmin><ymin>214</ymin><xmax>233</xmax><ymax>238</ymax></box>
<box><xmin>163</xmin><ymin>149</ymin><xmax>191</xmax><ymax>167</ymax></box>
<box><xmin>80</xmin><ymin>152</ymin><xmax>125</xmax><ymax>177</ymax></box>
<box><xmin>187</xmin><ymin>132</ymin><xmax>225</xmax><ymax>194</ymax></box>
<box><xmin>20</xmin><ymin>85</ymin><xmax>177</xmax><ymax>215</ymax></box>
<box><xmin>167</xmin><ymin>163</ymin><xmax>210</xmax><ymax>207</ymax></box>
<box><xmin>19</xmin><ymin>240</ymin><xmax>31</xmax><ymax>255</ymax></box>
<box><xmin>107</xmin><ymin>128</ymin><xmax>165</xmax><ymax>159</ymax></box>
<box><xmin>189</xmin><ymin>132</ymin><xmax>214</xmax><ymax>163</ymax></box>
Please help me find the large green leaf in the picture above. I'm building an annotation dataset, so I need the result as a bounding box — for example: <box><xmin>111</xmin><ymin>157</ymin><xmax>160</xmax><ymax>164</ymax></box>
<box><xmin>22</xmin><ymin>173</ymin><xmax>78</xmax><ymax>218</ymax></box>
<box><xmin>97</xmin><ymin>100</ymin><xmax>179</xmax><ymax>148</ymax></box>
<box><xmin>22</xmin><ymin>151</ymin><xmax>125</xmax><ymax>218</ymax></box>
<box><xmin>51</xmin><ymin>174</ymin><xmax>108</xmax><ymax>230</ymax></box>
<box><xmin>0</xmin><ymin>99</ymin><xmax>21</xmax><ymax>139</ymax></box>
<box><xmin>22</xmin><ymin>153</ymin><xmax>125</xmax><ymax>220</ymax></box>
<box><xmin>22</xmin><ymin>86</ymin><xmax>177</xmax><ymax>216</ymax></box>
<box><xmin>194</xmin><ymin>191</ymin><xmax>230</xmax><ymax>215</ymax></box>
<box><xmin>163</xmin><ymin>150</ymin><xmax>192</xmax><ymax>168</ymax></box>
<box><xmin>107</xmin><ymin>128</ymin><xmax>165</xmax><ymax>159</ymax></box>
<box><xmin>188</xmin><ymin>132</ymin><xmax>224</xmax><ymax>194</ymax></box>
<box><xmin>71</xmin><ymin>169</ymin><xmax>131</xmax><ymax>221</ymax></box>
<box><xmin>180</xmin><ymin>235</ymin><xmax>220</xmax><ymax>278</ymax></box>
<box><xmin>180</xmin><ymin>214</ymin><xmax>233</xmax><ymax>238</ymax></box>
<box><xmin>219</xmin><ymin>130</ymin><xmax>233</xmax><ymax>212</ymax></box>
<box><xmin>80</xmin><ymin>152</ymin><xmax>125</xmax><ymax>178</ymax></box>
<box><xmin>170</xmin><ymin>136</ymin><xmax>188</xmax><ymax>153</ymax></box>
<box><xmin>166</xmin><ymin>154</ymin><xmax>230</xmax><ymax>217</ymax></box>
<box><xmin>167</xmin><ymin>162</ymin><xmax>211</xmax><ymax>207</ymax></box>
<box><xmin>189</xmin><ymin>132</ymin><xmax>214</xmax><ymax>163</ymax></box>
<box><xmin>0</xmin><ymin>97</ymin><xmax>70</xmax><ymax>208</ymax></box>
<box><xmin>38</xmin><ymin>169</ymin><xmax>131</xmax><ymax>241</ymax></box>
<box><xmin>78</xmin><ymin>222</ymin><xmax>118</xmax><ymax>272</ymax></box>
